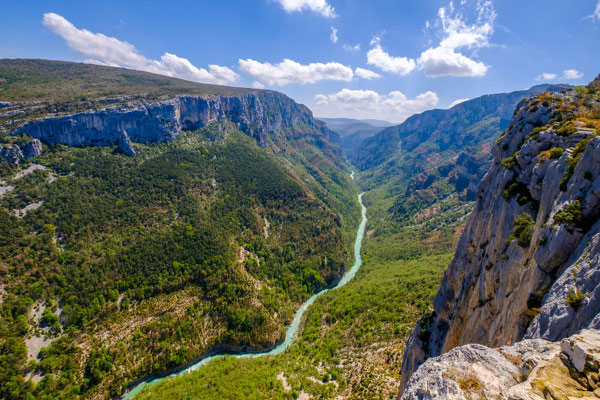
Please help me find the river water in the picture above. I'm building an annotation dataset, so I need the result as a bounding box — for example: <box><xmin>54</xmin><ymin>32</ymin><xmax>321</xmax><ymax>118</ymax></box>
<box><xmin>123</xmin><ymin>191</ymin><xmax>367</xmax><ymax>399</ymax></box>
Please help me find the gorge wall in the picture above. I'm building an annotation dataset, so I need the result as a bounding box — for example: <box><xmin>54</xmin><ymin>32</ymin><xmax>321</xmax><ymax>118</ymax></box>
<box><xmin>400</xmin><ymin>76</ymin><xmax>600</xmax><ymax>397</ymax></box>
<box><xmin>4</xmin><ymin>91</ymin><xmax>338</xmax><ymax>156</ymax></box>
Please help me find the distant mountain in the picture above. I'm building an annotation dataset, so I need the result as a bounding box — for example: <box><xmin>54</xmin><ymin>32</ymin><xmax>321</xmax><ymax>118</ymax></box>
<box><xmin>318</xmin><ymin>117</ymin><xmax>393</xmax><ymax>158</ymax></box>
<box><xmin>352</xmin><ymin>84</ymin><xmax>570</xmax><ymax>204</ymax></box>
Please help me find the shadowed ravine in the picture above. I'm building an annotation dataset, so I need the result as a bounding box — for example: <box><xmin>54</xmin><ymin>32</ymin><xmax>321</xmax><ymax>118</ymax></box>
<box><xmin>123</xmin><ymin>189</ymin><xmax>367</xmax><ymax>399</ymax></box>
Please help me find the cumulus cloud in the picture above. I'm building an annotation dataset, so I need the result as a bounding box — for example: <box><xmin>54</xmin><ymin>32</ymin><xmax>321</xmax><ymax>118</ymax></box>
<box><xmin>418</xmin><ymin>46</ymin><xmax>487</xmax><ymax>77</ymax></box>
<box><xmin>562</xmin><ymin>69</ymin><xmax>583</xmax><ymax>80</ymax></box>
<box><xmin>364</xmin><ymin>1</ymin><xmax>495</xmax><ymax>78</ymax></box>
<box><xmin>418</xmin><ymin>0</ymin><xmax>496</xmax><ymax>77</ymax></box>
<box><xmin>448</xmin><ymin>98</ymin><xmax>470</xmax><ymax>108</ymax></box>
<box><xmin>354</xmin><ymin>67</ymin><xmax>382</xmax><ymax>80</ymax></box>
<box><xmin>367</xmin><ymin>36</ymin><xmax>416</xmax><ymax>75</ymax></box>
<box><xmin>314</xmin><ymin>88</ymin><xmax>439</xmax><ymax>122</ymax></box>
<box><xmin>271</xmin><ymin>0</ymin><xmax>336</xmax><ymax>18</ymax></box>
<box><xmin>330</xmin><ymin>26</ymin><xmax>338</xmax><ymax>43</ymax></box>
<box><xmin>536</xmin><ymin>69</ymin><xmax>583</xmax><ymax>81</ymax></box>
<box><xmin>238</xmin><ymin>58</ymin><xmax>353</xmax><ymax>86</ymax></box>
<box><xmin>536</xmin><ymin>72</ymin><xmax>558</xmax><ymax>81</ymax></box>
<box><xmin>42</xmin><ymin>13</ymin><xmax>238</xmax><ymax>85</ymax></box>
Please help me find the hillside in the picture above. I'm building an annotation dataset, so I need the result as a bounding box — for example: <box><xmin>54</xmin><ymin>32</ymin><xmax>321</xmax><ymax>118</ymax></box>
<box><xmin>0</xmin><ymin>60</ymin><xmax>359</xmax><ymax>400</ymax></box>
<box><xmin>0</xmin><ymin>59</ymin><xmax>258</xmax><ymax>102</ymax></box>
<box><xmin>400</xmin><ymin>76</ymin><xmax>600</xmax><ymax>397</ymax></box>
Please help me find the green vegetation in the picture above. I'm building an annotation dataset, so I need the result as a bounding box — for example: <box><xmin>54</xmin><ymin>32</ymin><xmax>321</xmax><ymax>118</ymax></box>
<box><xmin>500</xmin><ymin>153</ymin><xmax>518</xmax><ymax>169</ymax></box>
<box><xmin>134</xmin><ymin>134</ymin><xmax>466</xmax><ymax>399</ymax></box>
<box><xmin>0</xmin><ymin>124</ymin><xmax>358</xmax><ymax>399</ymax></box>
<box><xmin>502</xmin><ymin>179</ymin><xmax>535</xmax><ymax>206</ymax></box>
<box><xmin>548</xmin><ymin>147</ymin><xmax>564</xmax><ymax>159</ymax></box>
<box><xmin>0</xmin><ymin>59</ymin><xmax>258</xmax><ymax>102</ymax></box>
<box><xmin>566</xmin><ymin>289</ymin><xmax>585</xmax><ymax>310</ymax></box>
<box><xmin>510</xmin><ymin>213</ymin><xmax>535</xmax><ymax>248</ymax></box>
<box><xmin>560</xmin><ymin>137</ymin><xmax>593</xmax><ymax>191</ymax></box>
<box><xmin>135</xmin><ymin>245</ymin><xmax>452</xmax><ymax>400</ymax></box>
<box><xmin>553</xmin><ymin>201</ymin><xmax>583</xmax><ymax>228</ymax></box>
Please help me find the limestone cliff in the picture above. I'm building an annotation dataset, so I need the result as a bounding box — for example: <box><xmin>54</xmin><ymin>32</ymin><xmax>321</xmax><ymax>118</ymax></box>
<box><xmin>400</xmin><ymin>77</ymin><xmax>600</xmax><ymax>394</ymax></box>
<box><xmin>0</xmin><ymin>138</ymin><xmax>42</xmax><ymax>163</ymax></box>
<box><xmin>4</xmin><ymin>91</ymin><xmax>338</xmax><ymax>156</ymax></box>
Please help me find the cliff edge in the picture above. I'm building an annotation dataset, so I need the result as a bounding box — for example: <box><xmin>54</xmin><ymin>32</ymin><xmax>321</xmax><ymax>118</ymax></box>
<box><xmin>400</xmin><ymin>75</ymin><xmax>600</xmax><ymax>395</ymax></box>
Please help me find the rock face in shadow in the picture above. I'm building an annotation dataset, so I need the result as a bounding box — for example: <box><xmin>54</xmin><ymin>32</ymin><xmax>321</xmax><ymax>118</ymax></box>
<box><xmin>9</xmin><ymin>92</ymin><xmax>338</xmax><ymax>155</ymax></box>
<box><xmin>400</xmin><ymin>79</ymin><xmax>600</xmax><ymax>395</ymax></box>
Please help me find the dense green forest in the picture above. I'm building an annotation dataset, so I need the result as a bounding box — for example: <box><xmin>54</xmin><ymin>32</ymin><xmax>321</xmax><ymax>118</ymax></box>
<box><xmin>0</xmin><ymin>124</ymin><xmax>359</xmax><ymax>399</ymax></box>
<box><xmin>133</xmin><ymin>215</ymin><xmax>457</xmax><ymax>400</ymax></box>
<box><xmin>131</xmin><ymin>136</ymin><xmax>470</xmax><ymax>399</ymax></box>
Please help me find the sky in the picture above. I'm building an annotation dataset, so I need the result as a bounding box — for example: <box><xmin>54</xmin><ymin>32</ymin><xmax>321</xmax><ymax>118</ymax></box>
<box><xmin>1</xmin><ymin>0</ymin><xmax>599</xmax><ymax>123</ymax></box>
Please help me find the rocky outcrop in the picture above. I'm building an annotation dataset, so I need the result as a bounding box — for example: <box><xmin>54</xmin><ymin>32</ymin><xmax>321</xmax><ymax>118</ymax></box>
<box><xmin>401</xmin><ymin>329</ymin><xmax>600</xmax><ymax>399</ymax></box>
<box><xmin>7</xmin><ymin>92</ymin><xmax>338</xmax><ymax>155</ymax></box>
<box><xmin>400</xmin><ymin>81</ymin><xmax>600</xmax><ymax>394</ymax></box>
<box><xmin>0</xmin><ymin>139</ymin><xmax>42</xmax><ymax>163</ymax></box>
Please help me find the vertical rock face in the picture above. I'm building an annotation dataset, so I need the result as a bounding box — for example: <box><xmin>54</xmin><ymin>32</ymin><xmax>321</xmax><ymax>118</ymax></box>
<box><xmin>9</xmin><ymin>91</ymin><xmax>337</xmax><ymax>154</ymax></box>
<box><xmin>400</xmin><ymin>81</ymin><xmax>600</xmax><ymax>394</ymax></box>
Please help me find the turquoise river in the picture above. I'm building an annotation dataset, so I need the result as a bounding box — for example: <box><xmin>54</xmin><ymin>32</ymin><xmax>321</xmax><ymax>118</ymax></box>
<box><xmin>123</xmin><ymin>191</ymin><xmax>367</xmax><ymax>399</ymax></box>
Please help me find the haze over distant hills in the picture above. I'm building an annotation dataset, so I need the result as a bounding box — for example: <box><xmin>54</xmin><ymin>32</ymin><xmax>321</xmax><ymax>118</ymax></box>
<box><xmin>318</xmin><ymin>117</ymin><xmax>394</xmax><ymax>157</ymax></box>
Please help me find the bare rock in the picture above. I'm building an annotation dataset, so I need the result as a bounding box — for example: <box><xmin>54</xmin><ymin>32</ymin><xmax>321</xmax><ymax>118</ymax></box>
<box><xmin>401</xmin><ymin>330</ymin><xmax>600</xmax><ymax>399</ymax></box>
<box><xmin>401</xmin><ymin>81</ymin><xmax>600</xmax><ymax>394</ymax></box>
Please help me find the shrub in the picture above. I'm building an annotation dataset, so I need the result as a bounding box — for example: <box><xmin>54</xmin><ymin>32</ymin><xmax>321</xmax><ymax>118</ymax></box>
<box><xmin>548</xmin><ymin>147</ymin><xmax>564</xmax><ymax>159</ymax></box>
<box><xmin>566</xmin><ymin>289</ymin><xmax>585</xmax><ymax>310</ymax></box>
<box><xmin>553</xmin><ymin>201</ymin><xmax>583</xmax><ymax>227</ymax></box>
<box><xmin>511</xmin><ymin>213</ymin><xmax>535</xmax><ymax>248</ymax></box>
<box><xmin>557</xmin><ymin>123</ymin><xmax>577</xmax><ymax>137</ymax></box>
<box><xmin>502</xmin><ymin>180</ymin><xmax>535</xmax><ymax>206</ymax></box>
<box><xmin>500</xmin><ymin>153</ymin><xmax>518</xmax><ymax>170</ymax></box>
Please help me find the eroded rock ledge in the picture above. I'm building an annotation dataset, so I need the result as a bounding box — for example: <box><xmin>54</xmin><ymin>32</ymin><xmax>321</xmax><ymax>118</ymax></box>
<box><xmin>401</xmin><ymin>329</ymin><xmax>600</xmax><ymax>399</ymax></box>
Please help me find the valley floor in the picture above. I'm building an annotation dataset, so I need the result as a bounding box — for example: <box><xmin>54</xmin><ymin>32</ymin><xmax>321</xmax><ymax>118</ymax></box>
<box><xmin>132</xmin><ymin>232</ymin><xmax>453</xmax><ymax>399</ymax></box>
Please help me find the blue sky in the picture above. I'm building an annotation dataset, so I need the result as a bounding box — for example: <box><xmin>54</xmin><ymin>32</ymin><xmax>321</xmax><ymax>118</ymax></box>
<box><xmin>1</xmin><ymin>0</ymin><xmax>599</xmax><ymax>122</ymax></box>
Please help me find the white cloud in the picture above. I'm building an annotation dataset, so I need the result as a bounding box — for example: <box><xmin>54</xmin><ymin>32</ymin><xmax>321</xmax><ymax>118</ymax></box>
<box><xmin>367</xmin><ymin>36</ymin><xmax>416</xmax><ymax>75</ymax></box>
<box><xmin>42</xmin><ymin>13</ymin><xmax>238</xmax><ymax>85</ymax></box>
<box><xmin>536</xmin><ymin>72</ymin><xmax>558</xmax><ymax>81</ymax></box>
<box><xmin>343</xmin><ymin>44</ymin><xmax>361</xmax><ymax>51</ymax></box>
<box><xmin>252</xmin><ymin>81</ymin><xmax>266</xmax><ymax>89</ymax></box>
<box><xmin>354</xmin><ymin>67</ymin><xmax>382</xmax><ymax>80</ymax></box>
<box><xmin>418</xmin><ymin>0</ymin><xmax>495</xmax><ymax>77</ymax></box>
<box><xmin>437</xmin><ymin>1</ymin><xmax>495</xmax><ymax>49</ymax></box>
<box><xmin>330</xmin><ymin>26</ymin><xmax>338</xmax><ymax>43</ymax></box>
<box><xmin>238</xmin><ymin>58</ymin><xmax>354</xmax><ymax>86</ymax></box>
<box><xmin>364</xmin><ymin>2</ymin><xmax>495</xmax><ymax>78</ymax></box>
<box><xmin>314</xmin><ymin>88</ymin><xmax>439</xmax><ymax>122</ymax></box>
<box><xmin>562</xmin><ymin>69</ymin><xmax>583</xmax><ymax>80</ymax></box>
<box><xmin>271</xmin><ymin>0</ymin><xmax>336</xmax><ymax>18</ymax></box>
<box><xmin>418</xmin><ymin>46</ymin><xmax>488</xmax><ymax>77</ymax></box>
<box><xmin>448</xmin><ymin>98</ymin><xmax>470</xmax><ymax>108</ymax></box>
<box><xmin>535</xmin><ymin>69</ymin><xmax>583</xmax><ymax>81</ymax></box>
